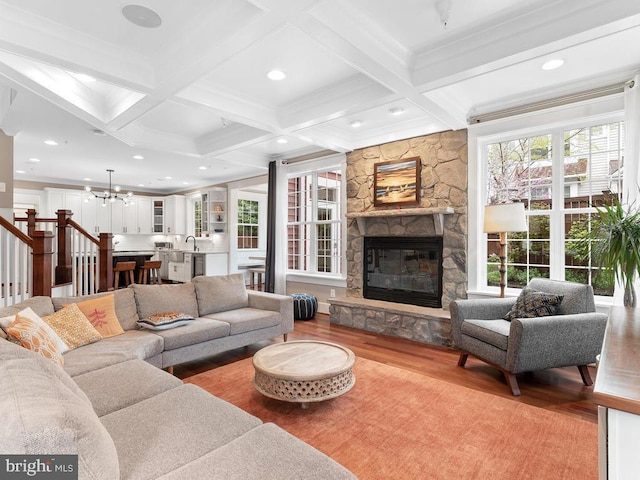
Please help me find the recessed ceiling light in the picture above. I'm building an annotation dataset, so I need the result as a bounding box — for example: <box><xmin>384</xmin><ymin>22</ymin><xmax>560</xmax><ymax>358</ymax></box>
<box><xmin>541</xmin><ymin>59</ymin><xmax>564</xmax><ymax>71</ymax></box>
<box><xmin>122</xmin><ymin>5</ymin><xmax>162</xmax><ymax>28</ymax></box>
<box><xmin>16</xmin><ymin>170</ymin><xmax>26</xmax><ymax>174</ymax></box>
<box><xmin>83</xmin><ymin>178</ymin><xmax>92</xmax><ymax>182</ymax></box>
<box><xmin>277</xmin><ymin>138</ymin><xmax>288</xmax><ymax>144</ymax></box>
<box><xmin>389</xmin><ymin>107</ymin><xmax>404</xmax><ymax>115</ymax></box>
<box><xmin>267</xmin><ymin>69</ymin><xmax>286</xmax><ymax>81</ymax></box>
<box><xmin>350</xmin><ymin>120</ymin><xmax>362</xmax><ymax>128</ymax></box>
<box><xmin>27</xmin><ymin>158</ymin><xmax>40</xmax><ymax>163</ymax></box>
<box><xmin>182</xmin><ymin>182</ymin><xmax>189</xmax><ymax>185</ymax></box>
<box><xmin>198</xmin><ymin>166</ymin><xmax>207</xmax><ymax>170</ymax></box>
<box><xmin>133</xmin><ymin>155</ymin><xmax>144</xmax><ymax>160</ymax></box>
<box><xmin>137</xmin><ymin>183</ymin><xmax>144</xmax><ymax>187</ymax></box>
<box><xmin>165</xmin><ymin>176</ymin><xmax>173</xmax><ymax>180</ymax></box>
<box><xmin>44</xmin><ymin>139</ymin><xmax>58</xmax><ymax>146</ymax></box>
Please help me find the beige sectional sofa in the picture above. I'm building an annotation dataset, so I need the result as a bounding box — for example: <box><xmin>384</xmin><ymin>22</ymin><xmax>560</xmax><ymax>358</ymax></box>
<box><xmin>0</xmin><ymin>274</ymin><xmax>356</xmax><ymax>479</ymax></box>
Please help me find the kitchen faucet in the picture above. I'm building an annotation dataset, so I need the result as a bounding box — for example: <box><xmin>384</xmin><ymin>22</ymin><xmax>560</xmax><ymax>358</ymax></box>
<box><xmin>185</xmin><ymin>235</ymin><xmax>197</xmax><ymax>252</ymax></box>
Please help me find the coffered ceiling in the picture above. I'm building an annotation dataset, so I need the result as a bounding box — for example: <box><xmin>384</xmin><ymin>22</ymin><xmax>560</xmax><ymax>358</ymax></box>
<box><xmin>0</xmin><ymin>0</ymin><xmax>639</xmax><ymax>193</ymax></box>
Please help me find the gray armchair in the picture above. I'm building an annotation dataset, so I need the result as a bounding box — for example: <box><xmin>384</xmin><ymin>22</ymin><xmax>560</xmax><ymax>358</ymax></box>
<box><xmin>450</xmin><ymin>278</ymin><xmax>608</xmax><ymax>396</ymax></box>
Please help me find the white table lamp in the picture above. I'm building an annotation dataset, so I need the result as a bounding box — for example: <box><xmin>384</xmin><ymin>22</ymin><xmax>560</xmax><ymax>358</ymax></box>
<box><xmin>483</xmin><ymin>203</ymin><xmax>528</xmax><ymax>297</ymax></box>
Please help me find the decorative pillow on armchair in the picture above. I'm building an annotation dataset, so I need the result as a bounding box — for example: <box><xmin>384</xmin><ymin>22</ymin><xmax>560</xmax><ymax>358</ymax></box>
<box><xmin>137</xmin><ymin>312</ymin><xmax>195</xmax><ymax>330</ymax></box>
<box><xmin>504</xmin><ymin>286</ymin><xmax>564</xmax><ymax>321</ymax></box>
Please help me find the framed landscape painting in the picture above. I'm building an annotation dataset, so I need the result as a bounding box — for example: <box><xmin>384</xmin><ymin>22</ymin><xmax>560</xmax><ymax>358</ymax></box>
<box><xmin>373</xmin><ymin>157</ymin><xmax>421</xmax><ymax>206</ymax></box>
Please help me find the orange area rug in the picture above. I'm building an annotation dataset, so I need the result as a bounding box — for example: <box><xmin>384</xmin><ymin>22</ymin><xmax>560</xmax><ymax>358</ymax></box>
<box><xmin>185</xmin><ymin>357</ymin><xmax>597</xmax><ymax>480</ymax></box>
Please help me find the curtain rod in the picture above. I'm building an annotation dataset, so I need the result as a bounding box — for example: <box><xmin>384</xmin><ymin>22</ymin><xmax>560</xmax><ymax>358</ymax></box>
<box><xmin>468</xmin><ymin>80</ymin><xmax>634</xmax><ymax>124</ymax></box>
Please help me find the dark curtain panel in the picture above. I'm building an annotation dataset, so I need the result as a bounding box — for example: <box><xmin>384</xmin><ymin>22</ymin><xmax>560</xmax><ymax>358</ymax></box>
<box><xmin>264</xmin><ymin>160</ymin><xmax>277</xmax><ymax>293</ymax></box>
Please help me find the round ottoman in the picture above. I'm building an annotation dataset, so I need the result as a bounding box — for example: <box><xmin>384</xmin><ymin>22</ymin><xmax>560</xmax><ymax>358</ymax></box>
<box><xmin>291</xmin><ymin>293</ymin><xmax>318</xmax><ymax>320</ymax></box>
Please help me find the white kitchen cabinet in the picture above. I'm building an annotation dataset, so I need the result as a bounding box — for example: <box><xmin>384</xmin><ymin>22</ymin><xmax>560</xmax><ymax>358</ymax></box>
<box><xmin>136</xmin><ymin>197</ymin><xmax>153</xmax><ymax>234</ymax></box>
<box><xmin>151</xmin><ymin>196</ymin><xmax>186</xmax><ymax>235</ymax></box>
<box><xmin>191</xmin><ymin>253</ymin><xmax>228</xmax><ymax>277</ymax></box>
<box><xmin>81</xmin><ymin>199</ymin><xmax>111</xmax><ymax>235</ymax></box>
<box><xmin>168</xmin><ymin>255</ymin><xmax>192</xmax><ymax>283</ymax></box>
<box><xmin>164</xmin><ymin>195</ymin><xmax>186</xmax><ymax>235</ymax></box>
<box><xmin>44</xmin><ymin>188</ymin><xmax>83</xmax><ymax>219</ymax></box>
<box><xmin>111</xmin><ymin>202</ymin><xmax>140</xmax><ymax>234</ymax></box>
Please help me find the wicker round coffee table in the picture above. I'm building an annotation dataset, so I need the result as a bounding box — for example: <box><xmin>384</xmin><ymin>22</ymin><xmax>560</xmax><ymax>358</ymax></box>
<box><xmin>253</xmin><ymin>340</ymin><xmax>356</xmax><ymax>409</ymax></box>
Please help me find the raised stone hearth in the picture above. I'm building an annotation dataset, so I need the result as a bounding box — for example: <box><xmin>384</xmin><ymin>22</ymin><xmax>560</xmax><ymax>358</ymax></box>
<box><xmin>329</xmin><ymin>297</ymin><xmax>452</xmax><ymax>348</ymax></box>
<box><xmin>331</xmin><ymin>130</ymin><xmax>467</xmax><ymax>347</ymax></box>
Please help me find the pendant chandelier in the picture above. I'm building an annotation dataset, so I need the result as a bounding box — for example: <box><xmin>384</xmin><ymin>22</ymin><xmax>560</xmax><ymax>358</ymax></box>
<box><xmin>84</xmin><ymin>169</ymin><xmax>133</xmax><ymax>207</ymax></box>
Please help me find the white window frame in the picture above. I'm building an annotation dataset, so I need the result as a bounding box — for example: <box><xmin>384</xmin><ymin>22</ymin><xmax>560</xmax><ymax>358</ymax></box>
<box><xmin>285</xmin><ymin>155</ymin><xmax>346</xmax><ymax>280</ymax></box>
<box><xmin>237</xmin><ymin>198</ymin><xmax>259</xmax><ymax>250</ymax></box>
<box><xmin>467</xmin><ymin>96</ymin><xmax>625</xmax><ymax>306</ymax></box>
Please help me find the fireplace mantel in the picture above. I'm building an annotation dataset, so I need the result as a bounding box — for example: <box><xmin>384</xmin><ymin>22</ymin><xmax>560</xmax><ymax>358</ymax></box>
<box><xmin>346</xmin><ymin>207</ymin><xmax>454</xmax><ymax>235</ymax></box>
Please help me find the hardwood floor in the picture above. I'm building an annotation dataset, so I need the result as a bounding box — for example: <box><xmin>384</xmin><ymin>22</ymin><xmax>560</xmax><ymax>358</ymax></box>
<box><xmin>174</xmin><ymin>313</ymin><xmax>598</xmax><ymax>424</ymax></box>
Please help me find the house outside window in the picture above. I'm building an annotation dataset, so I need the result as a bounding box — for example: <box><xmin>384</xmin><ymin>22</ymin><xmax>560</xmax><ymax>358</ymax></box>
<box><xmin>287</xmin><ymin>169</ymin><xmax>342</xmax><ymax>275</ymax></box>
<box><xmin>237</xmin><ymin>199</ymin><xmax>259</xmax><ymax>249</ymax></box>
<box><xmin>484</xmin><ymin>120</ymin><xmax>624</xmax><ymax>297</ymax></box>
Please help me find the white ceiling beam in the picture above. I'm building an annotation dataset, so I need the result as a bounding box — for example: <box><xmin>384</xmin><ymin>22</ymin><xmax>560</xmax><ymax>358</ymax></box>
<box><xmin>195</xmin><ymin>123</ymin><xmax>272</xmax><ymax>156</ymax></box>
<box><xmin>413</xmin><ymin>0</ymin><xmax>640</xmax><ymax>90</ymax></box>
<box><xmin>290</xmin><ymin>11</ymin><xmax>465</xmax><ymax>130</ymax></box>
<box><xmin>176</xmin><ymin>84</ymin><xmax>280</xmax><ymax>132</ymax></box>
<box><xmin>280</xmin><ymin>75</ymin><xmax>392</xmax><ymax>130</ymax></box>
<box><xmin>0</xmin><ymin>3</ymin><xmax>154</xmax><ymax>89</ymax></box>
<box><xmin>108</xmin><ymin>0</ymin><xmax>320</xmax><ymax>131</ymax></box>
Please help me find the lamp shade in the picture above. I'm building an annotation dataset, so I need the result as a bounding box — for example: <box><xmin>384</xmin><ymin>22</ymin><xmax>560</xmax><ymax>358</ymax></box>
<box><xmin>483</xmin><ymin>203</ymin><xmax>527</xmax><ymax>233</ymax></box>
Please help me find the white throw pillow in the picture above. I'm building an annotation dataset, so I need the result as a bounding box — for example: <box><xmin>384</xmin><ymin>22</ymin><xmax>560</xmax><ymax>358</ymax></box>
<box><xmin>12</xmin><ymin>307</ymin><xmax>69</xmax><ymax>354</ymax></box>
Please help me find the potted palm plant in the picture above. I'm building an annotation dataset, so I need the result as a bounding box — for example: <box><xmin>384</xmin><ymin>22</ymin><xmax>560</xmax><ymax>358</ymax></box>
<box><xmin>580</xmin><ymin>200</ymin><xmax>640</xmax><ymax>307</ymax></box>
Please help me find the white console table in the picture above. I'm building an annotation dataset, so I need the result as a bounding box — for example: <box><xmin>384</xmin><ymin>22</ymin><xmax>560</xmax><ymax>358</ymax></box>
<box><xmin>593</xmin><ymin>306</ymin><xmax>640</xmax><ymax>480</ymax></box>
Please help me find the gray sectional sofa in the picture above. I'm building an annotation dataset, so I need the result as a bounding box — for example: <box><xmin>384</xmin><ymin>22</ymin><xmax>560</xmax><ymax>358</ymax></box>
<box><xmin>0</xmin><ymin>274</ymin><xmax>356</xmax><ymax>479</ymax></box>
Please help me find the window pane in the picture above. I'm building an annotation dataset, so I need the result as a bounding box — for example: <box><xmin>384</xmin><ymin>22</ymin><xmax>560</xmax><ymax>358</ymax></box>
<box><xmin>564</xmin><ymin>123</ymin><xmax>624</xmax><ymax>209</ymax></box>
<box><xmin>237</xmin><ymin>199</ymin><xmax>259</xmax><ymax>249</ymax></box>
<box><xmin>484</xmin><ymin>121</ymin><xmax>623</xmax><ymax>296</ymax></box>
<box><xmin>288</xmin><ymin>169</ymin><xmax>342</xmax><ymax>274</ymax></box>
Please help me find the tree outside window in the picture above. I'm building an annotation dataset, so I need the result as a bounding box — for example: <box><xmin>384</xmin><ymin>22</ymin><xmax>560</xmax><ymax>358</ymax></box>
<box><xmin>237</xmin><ymin>199</ymin><xmax>259</xmax><ymax>249</ymax></box>
<box><xmin>485</xmin><ymin>121</ymin><xmax>623</xmax><ymax>296</ymax></box>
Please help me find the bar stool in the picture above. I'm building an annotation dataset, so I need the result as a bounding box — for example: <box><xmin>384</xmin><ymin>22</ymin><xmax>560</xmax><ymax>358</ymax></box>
<box><xmin>113</xmin><ymin>261</ymin><xmax>136</xmax><ymax>289</ymax></box>
<box><xmin>249</xmin><ymin>267</ymin><xmax>265</xmax><ymax>291</ymax></box>
<box><xmin>138</xmin><ymin>260</ymin><xmax>162</xmax><ymax>285</ymax></box>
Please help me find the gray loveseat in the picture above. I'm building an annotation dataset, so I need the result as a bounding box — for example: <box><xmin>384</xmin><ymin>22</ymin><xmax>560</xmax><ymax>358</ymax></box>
<box><xmin>0</xmin><ymin>274</ymin><xmax>357</xmax><ymax>479</ymax></box>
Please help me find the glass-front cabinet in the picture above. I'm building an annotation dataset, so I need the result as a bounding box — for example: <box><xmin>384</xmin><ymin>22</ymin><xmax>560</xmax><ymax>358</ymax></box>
<box><xmin>199</xmin><ymin>187</ymin><xmax>227</xmax><ymax>236</ymax></box>
<box><xmin>153</xmin><ymin>199</ymin><xmax>164</xmax><ymax>233</ymax></box>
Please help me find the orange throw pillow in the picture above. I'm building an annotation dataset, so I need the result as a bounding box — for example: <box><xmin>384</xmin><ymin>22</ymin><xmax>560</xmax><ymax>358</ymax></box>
<box><xmin>7</xmin><ymin>312</ymin><xmax>65</xmax><ymax>366</ymax></box>
<box><xmin>43</xmin><ymin>303</ymin><xmax>103</xmax><ymax>350</ymax></box>
<box><xmin>75</xmin><ymin>294</ymin><xmax>125</xmax><ymax>338</ymax></box>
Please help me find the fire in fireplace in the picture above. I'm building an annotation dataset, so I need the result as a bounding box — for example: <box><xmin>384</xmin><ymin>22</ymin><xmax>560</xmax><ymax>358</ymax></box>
<box><xmin>363</xmin><ymin>236</ymin><xmax>443</xmax><ymax>308</ymax></box>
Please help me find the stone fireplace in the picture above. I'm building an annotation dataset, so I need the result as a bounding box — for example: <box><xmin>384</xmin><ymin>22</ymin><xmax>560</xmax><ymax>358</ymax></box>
<box><xmin>329</xmin><ymin>130</ymin><xmax>468</xmax><ymax>348</ymax></box>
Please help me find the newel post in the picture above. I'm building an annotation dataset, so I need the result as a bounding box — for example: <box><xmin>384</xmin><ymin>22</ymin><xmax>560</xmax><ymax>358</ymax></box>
<box><xmin>98</xmin><ymin>233</ymin><xmax>113</xmax><ymax>292</ymax></box>
<box><xmin>55</xmin><ymin>209</ymin><xmax>74</xmax><ymax>284</ymax></box>
<box><xmin>26</xmin><ymin>209</ymin><xmax>37</xmax><ymax>237</ymax></box>
<box><xmin>32</xmin><ymin>230</ymin><xmax>53</xmax><ymax>297</ymax></box>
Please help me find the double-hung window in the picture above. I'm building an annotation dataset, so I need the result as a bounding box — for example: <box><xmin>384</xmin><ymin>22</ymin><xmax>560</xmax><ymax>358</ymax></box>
<box><xmin>484</xmin><ymin>120</ymin><xmax>624</xmax><ymax>297</ymax></box>
<box><xmin>287</xmin><ymin>169</ymin><xmax>342</xmax><ymax>275</ymax></box>
<box><xmin>237</xmin><ymin>199</ymin><xmax>259</xmax><ymax>249</ymax></box>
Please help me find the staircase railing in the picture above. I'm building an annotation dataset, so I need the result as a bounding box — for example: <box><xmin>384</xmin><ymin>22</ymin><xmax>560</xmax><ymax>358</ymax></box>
<box><xmin>0</xmin><ymin>215</ymin><xmax>53</xmax><ymax>307</ymax></box>
<box><xmin>13</xmin><ymin>209</ymin><xmax>113</xmax><ymax>298</ymax></box>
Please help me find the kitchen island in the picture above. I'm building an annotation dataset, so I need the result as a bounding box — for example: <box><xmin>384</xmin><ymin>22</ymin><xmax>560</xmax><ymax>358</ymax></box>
<box><xmin>113</xmin><ymin>251</ymin><xmax>155</xmax><ymax>282</ymax></box>
<box><xmin>161</xmin><ymin>251</ymin><xmax>228</xmax><ymax>283</ymax></box>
